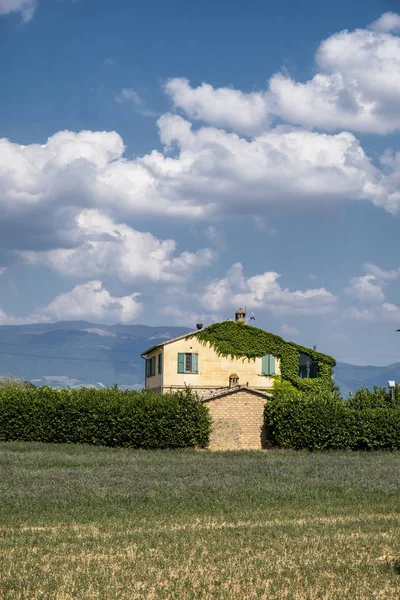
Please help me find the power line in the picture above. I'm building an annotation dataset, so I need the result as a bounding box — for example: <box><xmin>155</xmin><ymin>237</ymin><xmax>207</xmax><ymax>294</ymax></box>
<box><xmin>0</xmin><ymin>350</ymin><xmax>138</xmax><ymax>365</ymax></box>
<box><xmin>0</xmin><ymin>340</ymin><xmax>141</xmax><ymax>355</ymax></box>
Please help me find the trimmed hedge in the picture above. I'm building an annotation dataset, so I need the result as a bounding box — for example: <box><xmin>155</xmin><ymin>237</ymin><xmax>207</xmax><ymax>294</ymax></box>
<box><xmin>265</xmin><ymin>382</ymin><xmax>400</xmax><ymax>451</ymax></box>
<box><xmin>348</xmin><ymin>385</ymin><xmax>400</xmax><ymax>410</ymax></box>
<box><xmin>0</xmin><ymin>386</ymin><xmax>211</xmax><ymax>449</ymax></box>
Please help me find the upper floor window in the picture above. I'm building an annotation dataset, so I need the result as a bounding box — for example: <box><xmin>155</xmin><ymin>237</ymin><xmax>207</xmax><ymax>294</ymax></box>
<box><xmin>158</xmin><ymin>352</ymin><xmax>163</xmax><ymax>374</ymax></box>
<box><xmin>299</xmin><ymin>353</ymin><xmax>318</xmax><ymax>379</ymax></box>
<box><xmin>262</xmin><ymin>354</ymin><xmax>276</xmax><ymax>376</ymax></box>
<box><xmin>146</xmin><ymin>356</ymin><xmax>156</xmax><ymax>378</ymax></box>
<box><xmin>177</xmin><ymin>352</ymin><xmax>199</xmax><ymax>374</ymax></box>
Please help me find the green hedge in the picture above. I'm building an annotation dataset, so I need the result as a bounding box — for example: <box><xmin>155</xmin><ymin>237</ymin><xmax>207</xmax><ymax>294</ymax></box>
<box><xmin>0</xmin><ymin>386</ymin><xmax>211</xmax><ymax>449</ymax></box>
<box><xmin>347</xmin><ymin>385</ymin><xmax>400</xmax><ymax>410</ymax></box>
<box><xmin>265</xmin><ymin>382</ymin><xmax>400</xmax><ymax>451</ymax></box>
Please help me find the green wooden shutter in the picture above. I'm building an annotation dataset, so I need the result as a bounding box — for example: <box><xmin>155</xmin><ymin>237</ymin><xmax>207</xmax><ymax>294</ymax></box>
<box><xmin>192</xmin><ymin>353</ymin><xmax>198</xmax><ymax>373</ymax></box>
<box><xmin>146</xmin><ymin>359</ymin><xmax>150</xmax><ymax>378</ymax></box>
<box><xmin>262</xmin><ymin>354</ymin><xmax>275</xmax><ymax>375</ymax></box>
<box><xmin>269</xmin><ymin>355</ymin><xmax>276</xmax><ymax>375</ymax></box>
<box><xmin>177</xmin><ymin>353</ymin><xmax>185</xmax><ymax>373</ymax></box>
<box><xmin>151</xmin><ymin>356</ymin><xmax>156</xmax><ymax>376</ymax></box>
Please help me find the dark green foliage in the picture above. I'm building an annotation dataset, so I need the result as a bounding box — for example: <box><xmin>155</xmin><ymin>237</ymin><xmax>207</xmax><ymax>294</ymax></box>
<box><xmin>347</xmin><ymin>384</ymin><xmax>400</xmax><ymax>409</ymax></box>
<box><xmin>0</xmin><ymin>386</ymin><xmax>211</xmax><ymax>449</ymax></box>
<box><xmin>191</xmin><ymin>321</ymin><xmax>335</xmax><ymax>393</ymax></box>
<box><xmin>265</xmin><ymin>381</ymin><xmax>400</xmax><ymax>451</ymax></box>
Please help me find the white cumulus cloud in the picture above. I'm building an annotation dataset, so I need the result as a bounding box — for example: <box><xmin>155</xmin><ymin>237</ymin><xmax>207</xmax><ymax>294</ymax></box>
<box><xmin>369</xmin><ymin>12</ymin><xmax>400</xmax><ymax>33</ymax></box>
<box><xmin>20</xmin><ymin>209</ymin><xmax>215</xmax><ymax>282</ymax></box>
<box><xmin>33</xmin><ymin>281</ymin><xmax>143</xmax><ymax>324</ymax></box>
<box><xmin>165</xmin><ymin>77</ymin><xmax>271</xmax><ymax>135</ymax></box>
<box><xmin>167</xmin><ymin>14</ymin><xmax>400</xmax><ymax>136</ymax></box>
<box><xmin>0</xmin><ymin>0</ymin><xmax>36</xmax><ymax>21</ymax></box>
<box><xmin>345</xmin><ymin>263</ymin><xmax>400</xmax><ymax>303</ymax></box>
<box><xmin>201</xmin><ymin>263</ymin><xmax>337</xmax><ymax>316</ymax></box>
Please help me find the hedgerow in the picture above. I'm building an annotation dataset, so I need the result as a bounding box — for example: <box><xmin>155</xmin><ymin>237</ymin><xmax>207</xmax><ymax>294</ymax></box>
<box><xmin>265</xmin><ymin>381</ymin><xmax>400</xmax><ymax>451</ymax></box>
<box><xmin>0</xmin><ymin>386</ymin><xmax>211</xmax><ymax>449</ymax></box>
<box><xmin>347</xmin><ymin>385</ymin><xmax>400</xmax><ymax>410</ymax></box>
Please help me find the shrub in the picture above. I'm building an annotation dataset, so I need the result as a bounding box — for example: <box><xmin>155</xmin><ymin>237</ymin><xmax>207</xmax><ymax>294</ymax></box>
<box><xmin>265</xmin><ymin>381</ymin><xmax>400</xmax><ymax>451</ymax></box>
<box><xmin>0</xmin><ymin>386</ymin><xmax>211</xmax><ymax>449</ymax></box>
<box><xmin>348</xmin><ymin>385</ymin><xmax>400</xmax><ymax>410</ymax></box>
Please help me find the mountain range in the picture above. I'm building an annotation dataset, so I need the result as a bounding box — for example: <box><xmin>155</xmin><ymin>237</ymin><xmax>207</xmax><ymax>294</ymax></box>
<box><xmin>0</xmin><ymin>321</ymin><xmax>397</xmax><ymax>396</ymax></box>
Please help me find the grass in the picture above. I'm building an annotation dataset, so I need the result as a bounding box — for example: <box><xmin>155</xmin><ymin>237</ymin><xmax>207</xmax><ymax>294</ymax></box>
<box><xmin>0</xmin><ymin>443</ymin><xmax>400</xmax><ymax>599</ymax></box>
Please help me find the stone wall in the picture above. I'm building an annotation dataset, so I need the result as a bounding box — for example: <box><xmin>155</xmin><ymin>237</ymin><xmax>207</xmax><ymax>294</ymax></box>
<box><xmin>204</xmin><ymin>390</ymin><xmax>268</xmax><ymax>451</ymax></box>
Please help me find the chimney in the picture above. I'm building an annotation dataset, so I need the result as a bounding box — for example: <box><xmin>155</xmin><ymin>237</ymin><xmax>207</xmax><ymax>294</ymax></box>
<box><xmin>235</xmin><ymin>308</ymin><xmax>246</xmax><ymax>324</ymax></box>
<box><xmin>229</xmin><ymin>373</ymin><xmax>239</xmax><ymax>388</ymax></box>
<box><xmin>196</xmin><ymin>323</ymin><xmax>203</xmax><ymax>330</ymax></box>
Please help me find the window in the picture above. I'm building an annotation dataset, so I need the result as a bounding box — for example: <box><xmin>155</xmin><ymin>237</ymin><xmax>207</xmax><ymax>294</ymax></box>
<box><xmin>262</xmin><ymin>354</ymin><xmax>276</xmax><ymax>376</ymax></box>
<box><xmin>299</xmin><ymin>353</ymin><xmax>318</xmax><ymax>379</ymax></box>
<box><xmin>146</xmin><ymin>356</ymin><xmax>156</xmax><ymax>378</ymax></box>
<box><xmin>158</xmin><ymin>353</ymin><xmax>163</xmax><ymax>374</ymax></box>
<box><xmin>177</xmin><ymin>352</ymin><xmax>199</xmax><ymax>374</ymax></box>
<box><xmin>185</xmin><ymin>353</ymin><xmax>192</xmax><ymax>372</ymax></box>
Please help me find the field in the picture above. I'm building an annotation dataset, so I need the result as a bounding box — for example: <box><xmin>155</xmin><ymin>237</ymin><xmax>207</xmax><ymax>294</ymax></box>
<box><xmin>0</xmin><ymin>444</ymin><xmax>400</xmax><ymax>599</ymax></box>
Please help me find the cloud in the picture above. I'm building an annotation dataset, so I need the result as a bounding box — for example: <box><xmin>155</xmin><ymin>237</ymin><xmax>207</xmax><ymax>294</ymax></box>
<box><xmin>155</xmin><ymin>114</ymin><xmax>390</xmax><ymax>212</ymax></box>
<box><xmin>279</xmin><ymin>324</ymin><xmax>300</xmax><ymax>338</ymax></box>
<box><xmin>116</xmin><ymin>88</ymin><xmax>159</xmax><ymax>117</ymax></box>
<box><xmin>345</xmin><ymin>263</ymin><xmax>400</xmax><ymax>303</ymax></box>
<box><xmin>0</xmin><ymin>0</ymin><xmax>36</xmax><ymax>21</ymax></box>
<box><xmin>344</xmin><ymin>303</ymin><xmax>400</xmax><ymax>323</ymax></box>
<box><xmin>158</xmin><ymin>304</ymin><xmax>222</xmax><ymax>328</ymax></box>
<box><xmin>33</xmin><ymin>281</ymin><xmax>143</xmax><ymax>324</ymax></box>
<box><xmin>345</xmin><ymin>274</ymin><xmax>386</xmax><ymax>303</ymax></box>
<box><xmin>2</xmin><ymin>118</ymin><xmax>396</xmax><ymax>265</ymax></box>
<box><xmin>0</xmin><ymin>267</ymin><xmax>5</xmax><ymax>275</ymax></box>
<box><xmin>369</xmin><ymin>12</ymin><xmax>400</xmax><ymax>33</ymax></box>
<box><xmin>167</xmin><ymin>15</ymin><xmax>400</xmax><ymax>135</ymax></box>
<box><xmin>0</xmin><ymin>281</ymin><xmax>143</xmax><ymax>325</ymax></box>
<box><xmin>104</xmin><ymin>57</ymin><xmax>115</xmax><ymax>66</ymax></box>
<box><xmin>20</xmin><ymin>209</ymin><xmax>215</xmax><ymax>282</ymax></box>
<box><xmin>200</xmin><ymin>263</ymin><xmax>337</xmax><ymax>316</ymax></box>
<box><xmin>165</xmin><ymin>77</ymin><xmax>271</xmax><ymax>135</ymax></box>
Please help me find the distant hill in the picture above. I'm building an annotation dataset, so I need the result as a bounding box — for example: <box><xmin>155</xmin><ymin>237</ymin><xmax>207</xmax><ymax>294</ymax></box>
<box><xmin>333</xmin><ymin>362</ymin><xmax>400</xmax><ymax>398</ymax></box>
<box><xmin>0</xmin><ymin>321</ymin><xmax>396</xmax><ymax>395</ymax></box>
<box><xmin>0</xmin><ymin>322</ymin><xmax>191</xmax><ymax>389</ymax></box>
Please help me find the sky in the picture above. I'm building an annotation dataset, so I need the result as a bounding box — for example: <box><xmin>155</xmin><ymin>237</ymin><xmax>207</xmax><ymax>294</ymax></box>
<box><xmin>1</xmin><ymin>0</ymin><xmax>400</xmax><ymax>365</ymax></box>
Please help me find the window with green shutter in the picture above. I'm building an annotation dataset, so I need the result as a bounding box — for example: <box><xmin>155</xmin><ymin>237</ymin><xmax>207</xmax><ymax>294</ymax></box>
<box><xmin>262</xmin><ymin>354</ymin><xmax>276</xmax><ymax>376</ymax></box>
<box><xmin>158</xmin><ymin>353</ymin><xmax>163</xmax><ymax>374</ymax></box>
<box><xmin>177</xmin><ymin>353</ymin><xmax>185</xmax><ymax>373</ymax></box>
<box><xmin>177</xmin><ymin>352</ymin><xmax>199</xmax><ymax>373</ymax></box>
<box><xmin>146</xmin><ymin>356</ymin><xmax>156</xmax><ymax>378</ymax></box>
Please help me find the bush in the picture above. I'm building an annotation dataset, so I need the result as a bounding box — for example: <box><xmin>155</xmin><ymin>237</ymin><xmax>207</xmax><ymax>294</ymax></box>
<box><xmin>265</xmin><ymin>381</ymin><xmax>400</xmax><ymax>451</ymax></box>
<box><xmin>348</xmin><ymin>385</ymin><xmax>400</xmax><ymax>410</ymax></box>
<box><xmin>0</xmin><ymin>386</ymin><xmax>211</xmax><ymax>449</ymax></box>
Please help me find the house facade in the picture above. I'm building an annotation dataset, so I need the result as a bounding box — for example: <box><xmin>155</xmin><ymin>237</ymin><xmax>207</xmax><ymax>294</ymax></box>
<box><xmin>141</xmin><ymin>309</ymin><xmax>335</xmax><ymax>400</ymax></box>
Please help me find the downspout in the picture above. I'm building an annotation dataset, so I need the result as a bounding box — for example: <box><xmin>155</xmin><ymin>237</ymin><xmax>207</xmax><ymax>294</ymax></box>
<box><xmin>140</xmin><ymin>354</ymin><xmax>147</xmax><ymax>389</ymax></box>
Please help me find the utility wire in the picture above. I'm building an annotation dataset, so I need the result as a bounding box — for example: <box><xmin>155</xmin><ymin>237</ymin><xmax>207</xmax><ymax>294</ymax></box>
<box><xmin>0</xmin><ymin>350</ymin><xmax>138</xmax><ymax>365</ymax></box>
<box><xmin>0</xmin><ymin>340</ymin><xmax>145</xmax><ymax>355</ymax></box>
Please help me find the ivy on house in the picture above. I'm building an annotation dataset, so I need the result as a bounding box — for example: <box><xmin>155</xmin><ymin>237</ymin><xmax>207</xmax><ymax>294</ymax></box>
<box><xmin>189</xmin><ymin>321</ymin><xmax>335</xmax><ymax>393</ymax></box>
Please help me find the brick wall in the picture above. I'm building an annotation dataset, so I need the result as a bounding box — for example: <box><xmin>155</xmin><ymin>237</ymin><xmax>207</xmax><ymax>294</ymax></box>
<box><xmin>205</xmin><ymin>390</ymin><xmax>268</xmax><ymax>450</ymax></box>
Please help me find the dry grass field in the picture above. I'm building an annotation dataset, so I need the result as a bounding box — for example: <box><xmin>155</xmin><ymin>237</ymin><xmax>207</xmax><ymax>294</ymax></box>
<box><xmin>1</xmin><ymin>443</ymin><xmax>400</xmax><ymax>599</ymax></box>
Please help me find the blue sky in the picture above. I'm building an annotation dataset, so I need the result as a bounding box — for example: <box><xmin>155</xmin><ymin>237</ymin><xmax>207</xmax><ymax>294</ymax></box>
<box><xmin>1</xmin><ymin>0</ymin><xmax>400</xmax><ymax>365</ymax></box>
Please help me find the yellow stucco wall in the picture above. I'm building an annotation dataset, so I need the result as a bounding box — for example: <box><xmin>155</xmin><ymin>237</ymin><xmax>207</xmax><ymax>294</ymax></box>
<box><xmin>144</xmin><ymin>348</ymin><xmax>163</xmax><ymax>391</ymax></box>
<box><xmin>144</xmin><ymin>336</ymin><xmax>280</xmax><ymax>391</ymax></box>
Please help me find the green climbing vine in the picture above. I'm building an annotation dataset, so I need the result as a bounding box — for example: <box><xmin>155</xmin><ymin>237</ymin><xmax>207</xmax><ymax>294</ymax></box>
<box><xmin>189</xmin><ymin>321</ymin><xmax>335</xmax><ymax>393</ymax></box>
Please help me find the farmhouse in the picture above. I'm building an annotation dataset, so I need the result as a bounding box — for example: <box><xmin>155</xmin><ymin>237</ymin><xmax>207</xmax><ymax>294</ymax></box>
<box><xmin>141</xmin><ymin>309</ymin><xmax>335</xmax><ymax>449</ymax></box>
